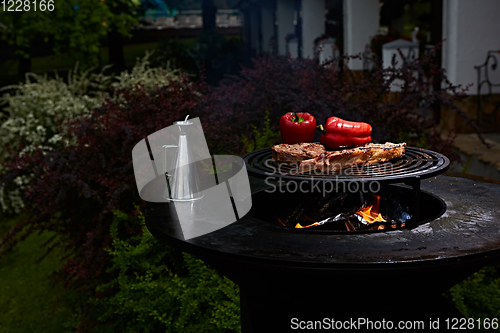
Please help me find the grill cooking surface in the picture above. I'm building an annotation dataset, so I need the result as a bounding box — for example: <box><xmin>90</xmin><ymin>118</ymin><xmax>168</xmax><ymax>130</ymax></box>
<box><xmin>243</xmin><ymin>146</ymin><xmax>449</xmax><ymax>183</ymax></box>
<box><xmin>146</xmin><ymin>173</ymin><xmax>500</xmax><ymax>265</ymax></box>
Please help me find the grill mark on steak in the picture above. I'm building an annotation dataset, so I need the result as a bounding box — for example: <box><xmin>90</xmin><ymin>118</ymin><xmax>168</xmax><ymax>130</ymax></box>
<box><xmin>298</xmin><ymin>142</ymin><xmax>406</xmax><ymax>173</ymax></box>
<box><xmin>272</xmin><ymin>142</ymin><xmax>326</xmax><ymax>163</ymax></box>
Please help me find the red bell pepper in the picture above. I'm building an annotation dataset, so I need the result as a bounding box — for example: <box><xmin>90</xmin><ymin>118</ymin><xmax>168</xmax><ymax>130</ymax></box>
<box><xmin>320</xmin><ymin>116</ymin><xmax>372</xmax><ymax>150</ymax></box>
<box><xmin>279</xmin><ymin>112</ymin><xmax>317</xmax><ymax>144</ymax></box>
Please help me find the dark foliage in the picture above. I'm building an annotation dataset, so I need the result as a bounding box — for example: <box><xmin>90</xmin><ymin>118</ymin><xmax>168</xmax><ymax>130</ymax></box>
<box><xmin>369</xmin><ymin>28</ymin><xmax>411</xmax><ymax>60</ymax></box>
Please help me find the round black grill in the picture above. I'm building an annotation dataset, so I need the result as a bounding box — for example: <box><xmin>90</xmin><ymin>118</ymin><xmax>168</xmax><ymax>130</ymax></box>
<box><xmin>243</xmin><ymin>146</ymin><xmax>450</xmax><ymax>183</ymax></box>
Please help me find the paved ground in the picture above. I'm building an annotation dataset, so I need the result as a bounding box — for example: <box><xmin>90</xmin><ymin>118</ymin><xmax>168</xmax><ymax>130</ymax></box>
<box><xmin>450</xmin><ymin>133</ymin><xmax>500</xmax><ymax>181</ymax></box>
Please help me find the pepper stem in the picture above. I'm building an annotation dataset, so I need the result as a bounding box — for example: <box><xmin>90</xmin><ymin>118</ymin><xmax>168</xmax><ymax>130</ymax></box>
<box><xmin>317</xmin><ymin>124</ymin><xmax>326</xmax><ymax>134</ymax></box>
<box><xmin>292</xmin><ymin>112</ymin><xmax>304</xmax><ymax>123</ymax></box>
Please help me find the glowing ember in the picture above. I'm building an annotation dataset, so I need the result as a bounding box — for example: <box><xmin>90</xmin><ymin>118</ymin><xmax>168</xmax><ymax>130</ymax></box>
<box><xmin>355</xmin><ymin>194</ymin><xmax>386</xmax><ymax>223</ymax></box>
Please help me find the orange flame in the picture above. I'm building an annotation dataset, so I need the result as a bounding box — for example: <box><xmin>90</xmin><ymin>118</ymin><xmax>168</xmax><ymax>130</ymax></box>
<box><xmin>295</xmin><ymin>222</ymin><xmax>320</xmax><ymax>228</ymax></box>
<box><xmin>356</xmin><ymin>194</ymin><xmax>386</xmax><ymax>223</ymax></box>
<box><xmin>295</xmin><ymin>215</ymin><xmax>320</xmax><ymax>228</ymax></box>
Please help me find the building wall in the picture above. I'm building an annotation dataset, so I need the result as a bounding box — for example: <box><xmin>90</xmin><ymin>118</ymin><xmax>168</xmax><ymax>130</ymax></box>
<box><xmin>442</xmin><ymin>0</ymin><xmax>500</xmax><ymax>95</ymax></box>
<box><xmin>277</xmin><ymin>0</ymin><xmax>296</xmax><ymax>55</ymax></box>
<box><xmin>302</xmin><ymin>0</ymin><xmax>326</xmax><ymax>59</ymax></box>
<box><xmin>261</xmin><ymin>1</ymin><xmax>276</xmax><ymax>53</ymax></box>
<box><xmin>343</xmin><ymin>0</ymin><xmax>379</xmax><ymax>70</ymax></box>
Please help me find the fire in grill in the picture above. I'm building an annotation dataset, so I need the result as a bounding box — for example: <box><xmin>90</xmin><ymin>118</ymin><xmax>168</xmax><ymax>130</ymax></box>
<box><xmin>244</xmin><ymin>145</ymin><xmax>449</xmax><ymax>232</ymax></box>
<box><xmin>292</xmin><ymin>193</ymin><xmax>409</xmax><ymax>230</ymax></box>
<box><xmin>251</xmin><ymin>183</ymin><xmax>445</xmax><ymax>233</ymax></box>
<box><xmin>275</xmin><ymin>190</ymin><xmax>408</xmax><ymax>230</ymax></box>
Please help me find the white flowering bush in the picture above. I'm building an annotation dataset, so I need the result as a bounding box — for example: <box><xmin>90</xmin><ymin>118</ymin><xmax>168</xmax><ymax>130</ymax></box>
<box><xmin>0</xmin><ymin>53</ymin><xmax>180</xmax><ymax>213</ymax></box>
<box><xmin>0</xmin><ymin>73</ymin><xmax>101</xmax><ymax>160</ymax></box>
<box><xmin>112</xmin><ymin>52</ymin><xmax>181</xmax><ymax>92</ymax></box>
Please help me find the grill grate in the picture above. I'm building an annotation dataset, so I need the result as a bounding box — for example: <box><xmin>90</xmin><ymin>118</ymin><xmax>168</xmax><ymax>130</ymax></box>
<box><xmin>243</xmin><ymin>146</ymin><xmax>449</xmax><ymax>183</ymax></box>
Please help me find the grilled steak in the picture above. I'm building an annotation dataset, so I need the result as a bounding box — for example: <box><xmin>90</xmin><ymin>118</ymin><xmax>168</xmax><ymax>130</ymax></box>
<box><xmin>272</xmin><ymin>142</ymin><xmax>326</xmax><ymax>163</ymax></box>
<box><xmin>298</xmin><ymin>142</ymin><xmax>406</xmax><ymax>173</ymax></box>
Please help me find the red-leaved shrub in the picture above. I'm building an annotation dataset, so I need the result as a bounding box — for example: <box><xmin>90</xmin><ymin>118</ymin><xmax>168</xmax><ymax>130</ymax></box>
<box><xmin>205</xmin><ymin>44</ymin><xmax>472</xmax><ymax>156</ymax></box>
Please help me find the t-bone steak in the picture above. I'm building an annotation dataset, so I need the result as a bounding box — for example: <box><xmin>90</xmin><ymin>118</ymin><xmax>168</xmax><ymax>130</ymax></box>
<box><xmin>298</xmin><ymin>142</ymin><xmax>406</xmax><ymax>173</ymax></box>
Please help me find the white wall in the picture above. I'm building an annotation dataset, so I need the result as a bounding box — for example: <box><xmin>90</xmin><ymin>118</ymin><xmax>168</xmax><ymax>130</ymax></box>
<box><xmin>277</xmin><ymin>0</ymin><xmax>296</xmax><ymax>55</ymax></box>
<box><xmin>250</xmin><ymin>8</ymin><xmax>261</xmax><ymax>54</ymax></box>
<box><xmin>442</xmin><ymin>0</ymin><xmax>500</xmax><ymax>95</ymax></box>
<box><xmin>302</xmin><ymin>0</ymin><xmax>326</xmax><ymax>59</ymax></box>
<box><xmin>261</xmin><ymin>1</ymin><xmax>275</xmax><ymax>53</ymax></box>
<box><xmin>343</xmin><ymin>0</ymin><xmax>379</xmax><ymax>70</ymax></box>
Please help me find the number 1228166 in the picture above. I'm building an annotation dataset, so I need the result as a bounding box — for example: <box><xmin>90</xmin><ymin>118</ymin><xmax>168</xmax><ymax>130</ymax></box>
<box><xmin>1</xmin><ymin>0</ymin><xmax>54</xmax><ymax>12</ymax></box>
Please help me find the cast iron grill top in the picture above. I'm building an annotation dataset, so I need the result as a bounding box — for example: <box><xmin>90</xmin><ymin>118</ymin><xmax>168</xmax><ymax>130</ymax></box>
<box><xmin>243</xmin><ymin>146</ymin><xmax>449</xmax><ymax>183</ymax></box>
<box><xmin>146</xmin><ymin>174</ymin><xmax>500</xmax><ymax>268</ymax></box>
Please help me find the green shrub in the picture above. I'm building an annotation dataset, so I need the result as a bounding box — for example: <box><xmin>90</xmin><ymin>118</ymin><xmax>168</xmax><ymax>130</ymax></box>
<box><xmin>240</xmin><ymin>110</ymin><xmax>280</xmax><ymax>153</ymax></box>
<box><xmin>91</xmin><ymin>210</ymin><xmax>241</xmax><ymax>333</ymax></box>
<box><xmin>446</xmin><ymin>265</ymin><xmax>500</xmax><ymax>323</ymax></box>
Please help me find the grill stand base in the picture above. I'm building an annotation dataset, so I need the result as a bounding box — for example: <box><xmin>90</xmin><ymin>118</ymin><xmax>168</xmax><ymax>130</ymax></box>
<box><xmin>202</xmin><ymin>258</ymin><xmax>485</xmax><ymax>333</ymax></box>
<box><xmin>240</xmin><ymin>288</ymin><xmax>465</xmax><ymax>332</ymax></box>
<box><xmin>208</xmin><ymin>260</ymin><xmax>482</xmax><ymax>333</ymax></box>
